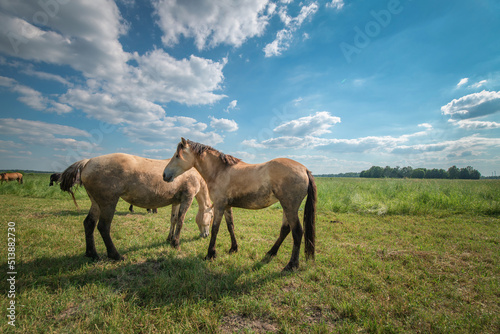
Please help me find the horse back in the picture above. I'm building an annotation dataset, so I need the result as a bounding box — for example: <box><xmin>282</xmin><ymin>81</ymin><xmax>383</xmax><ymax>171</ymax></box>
<box><xmin>82</xmin><ymin>153</ymin><xmax>201</xmax><ymax>209</ymax></box>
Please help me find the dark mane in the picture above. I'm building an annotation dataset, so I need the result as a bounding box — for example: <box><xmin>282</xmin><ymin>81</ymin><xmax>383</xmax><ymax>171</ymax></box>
<box><xmin>179</xmin><ymin>140</ymin><xmax>241</xmax><ymax>166</ymax></box>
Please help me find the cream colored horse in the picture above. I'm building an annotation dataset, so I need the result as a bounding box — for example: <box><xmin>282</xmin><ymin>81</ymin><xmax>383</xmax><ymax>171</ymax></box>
<box><xmin>163</xmin><ymin>138</ymin><xmax>316</xmax><ymax>271</ymax></box>
<box><xmin>60</xmin><ymin>153</ymin><xmax>213</xmax><ymax>261</ymax></box>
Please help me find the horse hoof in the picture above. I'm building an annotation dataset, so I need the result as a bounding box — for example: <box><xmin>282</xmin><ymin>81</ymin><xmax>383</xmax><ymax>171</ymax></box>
<box><xmin>85</xmin><ymin>253</ymin><xmax>100</xmax><ymax>261</ymax></box>
<box><xmin>228</xmin><ymin>246</ymin><xmax>238</xmax><ymax>254</ymax></box>
<box><xmin>109</xmin><ymin>254</ymin><xmax>124</xmax><ymax>261</ymax></box>
<box><xmin>205</xmin><ymin>251</ymin><xmax>216</xmax><ymax>261</ymax></box>
<box><xmin>282</xmin><ymin>262</ymin><xmax>298</xmax><ymax>272</ymax></box>
<box><xmin>170</xmin><ymin>240</ymin><xmax>180</xmax><ymax>249</ymax></box>
<box><xmin>265</xmin><ymin>251</ymin><xmax>277</xmax><ymax>259</ymax></box>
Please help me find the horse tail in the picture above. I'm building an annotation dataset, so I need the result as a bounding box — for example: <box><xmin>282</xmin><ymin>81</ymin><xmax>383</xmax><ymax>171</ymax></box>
<box><xmin>60</xmin><ymin>159</ymin><xmax>89</xmax><ymax>208</ymax></box>
<box><xmin>304</xmin><ymin>170</ymin><xmax>317</xmax><ymax>261</ymax></box>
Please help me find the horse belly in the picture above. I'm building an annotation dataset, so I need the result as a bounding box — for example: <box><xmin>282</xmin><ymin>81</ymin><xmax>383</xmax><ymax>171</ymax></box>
<box><xmin>121</xmin><ymin>188</ymin><xmax>178</xmax><ymax>209</ymax></box>
<box><xmin>228</xmin><ymin>188</ymin><xmax>278</xmax><ymax>209</ymax></box>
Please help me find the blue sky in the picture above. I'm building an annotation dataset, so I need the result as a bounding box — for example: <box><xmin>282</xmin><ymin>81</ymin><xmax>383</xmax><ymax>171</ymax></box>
<box><xmin>1</xmin><ymin>0</ymin><xmax>499</xmax><ymax>175</ymax></box>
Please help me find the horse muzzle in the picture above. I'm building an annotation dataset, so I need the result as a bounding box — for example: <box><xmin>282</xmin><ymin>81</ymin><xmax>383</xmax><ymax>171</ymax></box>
<box><xmin>163</xmin><ymin>171</ymin><xmax>175</xmax><ymax>183</ymax></box>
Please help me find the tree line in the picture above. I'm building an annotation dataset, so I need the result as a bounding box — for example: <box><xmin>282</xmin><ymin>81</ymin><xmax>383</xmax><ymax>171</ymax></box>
<box><xmin>360</xmin><ymin>165</ymin><xmax>481</xmax><ymax>179</ymax></box>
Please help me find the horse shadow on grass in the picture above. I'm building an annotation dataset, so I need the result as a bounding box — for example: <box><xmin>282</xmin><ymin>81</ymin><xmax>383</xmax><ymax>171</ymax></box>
<box><xmin>13</xmin><ymin>238</ymin><xmax>287</xmax><ymax>308</ymax></box>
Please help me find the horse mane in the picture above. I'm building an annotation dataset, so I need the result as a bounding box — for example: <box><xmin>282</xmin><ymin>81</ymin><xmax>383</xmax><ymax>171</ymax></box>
<box><xmin>179</xmin><ymin>140</ymin><xmax>241</xmax><ymax>166</ymax></box>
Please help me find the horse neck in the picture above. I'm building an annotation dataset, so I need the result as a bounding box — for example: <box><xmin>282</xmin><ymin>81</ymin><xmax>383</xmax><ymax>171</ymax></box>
<box><xmin>193</xmin><ymin>152</ymin><xmax>225</xmax><ymax>188</ymax></box>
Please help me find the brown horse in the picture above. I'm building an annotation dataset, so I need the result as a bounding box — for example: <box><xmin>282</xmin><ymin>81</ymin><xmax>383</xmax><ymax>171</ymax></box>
<box><xmin>60</xmin><ymin>153</ymin><xmax>214</xmax><ymax>261</ymax></box>
<box><xmin>0</xmin><ymin>172</ymin><xmax>23</xmax><ymax>184</ymax></box>
<box><xmin>163</xmin><ymin>138</ymin><xmax>316</xmax><ymax>271</ymax></box>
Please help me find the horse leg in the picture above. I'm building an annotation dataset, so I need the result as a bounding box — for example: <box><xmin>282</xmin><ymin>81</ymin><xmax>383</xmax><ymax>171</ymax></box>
<box><xmin>129</xmin><ymin>205</ymin><xmax>134</xmax><ymax>213</ymax></box>
<box><xmin>282</xmin><ymin>207</ymin><xmax>303</xmax><ymax>271</ymax></box>
<box><xmin>266</xmin><ymin>213</ymin><xmax>291</xmax><ymax>258</ymax></box>
<box><xmin>224</xmin><ymin>208</ymin><xmax>238</xmax><ymax>253</ymax></box>
<box><xmin>206</xmin><ymin>207</ymin><xmax>225</xmax><ymax>260</ymax></box>
<box><xmin>96</xmin><ymin>199</ymin><xmax>123</xmax><ymax>261</ymax></box>
<box><xmin>167</xmin><ymin>203</ymin><xmax>180</xmax><ymax>244</ymax></box>
<box><xmin>84</xmin><ymin>201</ymin><xmax>100</xmax><ymax>260</ymax></box>
<box><xmin>171</xmin><ymin>195</ymin><xmax>194</xmax><ymax>249</ymax></box>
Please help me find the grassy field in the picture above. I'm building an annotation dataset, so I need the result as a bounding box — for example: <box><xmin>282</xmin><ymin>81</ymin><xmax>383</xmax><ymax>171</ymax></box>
<box><xmin>0</xmin><ymin>174</ymin><xmax>499</xmax><ymax>333</ymax></box>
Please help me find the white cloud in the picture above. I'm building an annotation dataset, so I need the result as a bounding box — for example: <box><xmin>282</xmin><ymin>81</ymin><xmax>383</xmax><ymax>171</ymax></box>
<box><xmin>0</xmin><ymin>1</ymin><xmax>129</xmax><ymax>81</ymax></box>
<box><xmin>391</xmin><ymin>135</ymin><xmax>500</xmax><ymax>158</ymax></box>
<box><xmin>418</xmin><ymin>123</ymin><xmax>433</xmax><ymax>130</ymax></box>
<box><xmin>244</xmin><ymin>123</ymin><xmax>432</xmax><ymax>153</ymax></box>
<box><xmin>0</xmin><ymin>118</ymin><xmax>90</xmax><ymax>138</ymax></box>
<box><xmin>0</xmin><ymin>1</ymin><xmax>227</xmax><ymax>125</ymax></box>
<box><xmin>470</xmin><ymin>80</ymin><xmax>488</xmax><ymax>89</ymax></box>
<box><xmin>123</xmin><ymin>117</ymin><xmax>223</xmax><ymax>148</ymax></box>
<box><xmin>456</xmin><ymin>78</ymin><xmax>469</xmax><ymax>88</ymax></box>
<box><xmin>0</xmin><ymin>76</ymin><xmax>72</xmax><ymax>114</ymax></box>
<box><xmin>21</xmin><ymin>65</ymin><xmax>72</xmax><ymax>87</ymax></box>
<box><xmin>451</xmin><ymin>119</ymin><xmax>500</xmax><ymax>130</ymax></box>
<box><xmin>264</xmin><ymin>2</ymin><xmax>319</xmax><ymax>57</ymax></box>
<box><xmin>209</xmin><ymin>116</ymin><xmax>239</xmax><ymax>132</ymax></box>
<box><xmin>153</xmin><ymin>0</ymin><xmax>272</xmax><ymax>50</ymax></box>
<box><xmin>441</xmin><ymin>90</ymin><xmax>500</xmax><ymax>119</ymax></box>
<box><xmin>273</xmin><ymin>111</ymin><xmax>341</xmax><ymax>136</ymax></box>
<box><xmin>0</xmin><ymin>118</ymin><xmax>95</xmax><ymax>152</ymax></box>
<box><xmin>326</xmin><ymin>0</ymin><xmax>344</xmax><ymax>10</ymax></box>
<box><xmin>225</xmin><ymin>100</ymin><xmax>238</xmax><ymax>112</ymax></box>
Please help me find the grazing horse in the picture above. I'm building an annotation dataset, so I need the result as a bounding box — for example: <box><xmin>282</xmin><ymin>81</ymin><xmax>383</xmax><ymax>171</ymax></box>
<box><xmin>163</xmin><ymin>138</ymin><xmax>317</xmax><ymax>271</ymax></box>
<box><xmin>0</xmin><ymin>172</ymin><xmax>23</xmax><ymax>184</ymax></box>
<box><xmin>49</xmin><ymin>173</ymin><xmax>61</xmax><ymax>186</ymax></box>
<box><xmin>60</xmin><ymin>153</ymin><xmax>214</xmax><ymax>261</ymax></box>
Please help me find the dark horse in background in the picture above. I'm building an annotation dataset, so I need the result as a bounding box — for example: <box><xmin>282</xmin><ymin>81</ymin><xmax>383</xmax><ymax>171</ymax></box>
<box><xmin>49</xmin><ymin>173</ymin><xmax>61</xmax><ymax>186</ymax></box>
<box><xmin>1</xmin><ymin>172</ymin><xmax>23</xmax><ymax>184</ymax></box>
<box><xmin>60</xmin><ymin>153</ymin><xmax>213</xmax><ymax>261</ymax></box>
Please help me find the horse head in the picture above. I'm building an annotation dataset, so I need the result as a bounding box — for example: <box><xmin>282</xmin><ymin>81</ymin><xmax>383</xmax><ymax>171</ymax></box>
<box><xmin>163</xmin><ymin>138</ymin><xmax>196</xmax><ymax>182</ymax></box>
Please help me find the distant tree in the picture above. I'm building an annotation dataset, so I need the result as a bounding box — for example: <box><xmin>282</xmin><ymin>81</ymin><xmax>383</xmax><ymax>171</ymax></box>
<box><xmin>401</xmin><ymin>166</ymin><xmax>413</xmax><ymax>178</ymax></box>
<box><xmin>469</xmin><ymin>168</ymin><xmax>481</xmax><ymax>179</ymax></box>
<box><xmin>460</xmin><ymin>166</ymin><xmax>481</xmax><ymax>179</ymax></box>
<box><xmin>426</xmin><ymin>168</ymin><xmax>448</xmax><ymax>179</ymax></box>
<box><xmin>411</xmin><ymin>168</ymin><xmax>426</xmax><ymax>179</ymax></box>
<box><xmin>448</xmin><ymin>165</ymin><xmax>460</xmax><ymax>179</ymax></box>
<box><xmin>360</xmin><ymin>166</ymin><xmax>384</xmax><ymax>178</ymax></box>
<box><xmin>360</xmin><ymin>165</ymin><xmax>479</xmax><ymax>179</ymax></box>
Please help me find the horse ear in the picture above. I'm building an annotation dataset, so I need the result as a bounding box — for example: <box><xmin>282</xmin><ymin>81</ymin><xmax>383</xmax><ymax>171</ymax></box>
<box><xmin>181</xmin><ymin>137</ymin><xmax>188</xmax><ymax>147</ymax></box>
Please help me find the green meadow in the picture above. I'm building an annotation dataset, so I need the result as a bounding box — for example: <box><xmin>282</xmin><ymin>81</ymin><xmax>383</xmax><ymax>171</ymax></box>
<box><xmin>1</xmin><ymin>174</ymin><xmax>499</xmax><ymax>333</ymax></box>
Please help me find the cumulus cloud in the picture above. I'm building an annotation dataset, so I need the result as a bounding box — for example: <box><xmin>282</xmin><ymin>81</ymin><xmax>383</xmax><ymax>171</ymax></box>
<box><xmin>273</xmin><ymin>111</ymin><xmax>341</xmax><ymax>136</ymax></box>
<box><xmin>123</xmin><ymin>117</ymin><xmax>223</xmax><ymax>148</ymax></box>
<box><xmin>263</xmin><ymin>2</ymin><xmax>319</xmax><ymax>57</ymax></box>
<box><xmin>153</xmin><ymin>0</ymin><xmax>272</xmax><ymax>50</ymax></box>
<box><xmin>209</xmin><ymin>116</ymin><xmax>239</xmax><ymax>132</ymax></box>
<box><xmin>441</xmin><ymin>90</ymin><xmax>500</xmax><ymax>119</ymax></box>
<box><xmin>0</xmin><ymin>1</ymin><xmax>227</xmax><ymax>121</ymax></box>
<box><xmin>0</xmin><ymin>1</ymin><xmax>129</xmax><ymax>80</ymax></box>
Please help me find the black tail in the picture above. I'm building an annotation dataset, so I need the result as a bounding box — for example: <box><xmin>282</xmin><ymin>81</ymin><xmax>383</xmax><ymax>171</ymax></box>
<box><xmin>60</xmin><ymin>159</ymin><xmax>88</xmax><ymax>209</ymax></box>
<box><xmin>304</xmin><ymin>170</ymin><xmax>316</xmax><ymax>260</ymax></box>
